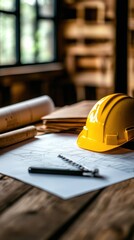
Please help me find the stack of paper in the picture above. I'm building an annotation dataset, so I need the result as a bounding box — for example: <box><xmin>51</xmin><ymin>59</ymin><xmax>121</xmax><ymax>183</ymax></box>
<box><xmin>41</xmin><ymin>100</ymin><xmax>96</xmax><ymax>134</ymax></box>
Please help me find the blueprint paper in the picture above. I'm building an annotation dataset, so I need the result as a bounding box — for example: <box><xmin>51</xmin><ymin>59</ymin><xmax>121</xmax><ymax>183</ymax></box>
<box><xmin>0</xmin><ymin>133</ymin><xmax>134</xmax><ymax>199</ymax></box>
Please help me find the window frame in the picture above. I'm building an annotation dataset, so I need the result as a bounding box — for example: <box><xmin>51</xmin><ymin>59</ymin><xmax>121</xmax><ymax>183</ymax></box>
<box><xmin>0</xmin><ymin>0</ymin><xmax>60</xmax><ymax>68</ymax></box>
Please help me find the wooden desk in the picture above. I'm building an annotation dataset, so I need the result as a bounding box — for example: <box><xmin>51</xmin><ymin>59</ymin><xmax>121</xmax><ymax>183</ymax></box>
<box><xmin>0</xmin><ymin>173</ymin><xmax>133</xmax><ymax>239</ymax></box>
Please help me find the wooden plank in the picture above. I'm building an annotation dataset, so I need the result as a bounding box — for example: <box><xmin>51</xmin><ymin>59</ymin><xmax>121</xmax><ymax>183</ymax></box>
<box><xmin>0</xmin><ymin>186</ymin><xmax>100</xmax><ymax>240</ymax></box>
<box><xmin>59</xmin><ymin>179</ymin><xmax>134</xmax><ymax>240</ymax></box>
<box><xmin>76</xmin><ymin>57</ymin><xmax>110</xmax><ymax>70</ymax></box>
<box><xmin>73</xmin><ymin>70</ymin><xmax>113</xmax><ymax>87</ymax></box>
<box><xmin>0</xmin><ymin>63</ymin><xmax>63</xmax><ymax>77</ymax></box>
<box><xmin>66</xmin><ymin>43</ymin><xmax>113</xmax><ymax>57</ymax></box>
<box><xmin>64</xmin><ymin>22</ymin><xmax>114</xmax><ymax>40</ymax></box>
<box><xmin>0</xmin><ymin>176</ymin><xmax>32</xmax><ymax>213</ymax></box>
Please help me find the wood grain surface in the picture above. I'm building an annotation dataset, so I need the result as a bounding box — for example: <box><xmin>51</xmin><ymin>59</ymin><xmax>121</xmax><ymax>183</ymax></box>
<box><xmin>0</xmin><ymin>175</ymin><xmax>133</xmax><ymax>240</ymax></box>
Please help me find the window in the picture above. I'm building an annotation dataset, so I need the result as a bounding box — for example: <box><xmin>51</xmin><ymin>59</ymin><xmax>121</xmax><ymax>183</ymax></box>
<box><xmin>0</xmin><ymin>0</ymin><xmax>58</xmax><ymax>66</ymax></box>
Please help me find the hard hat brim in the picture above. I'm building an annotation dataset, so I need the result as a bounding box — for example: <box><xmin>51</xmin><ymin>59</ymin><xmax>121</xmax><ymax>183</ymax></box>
<box><xmin>77</xmin><ymin>133</ymin><xmax>134</xmax><ymax>153</ymax></box>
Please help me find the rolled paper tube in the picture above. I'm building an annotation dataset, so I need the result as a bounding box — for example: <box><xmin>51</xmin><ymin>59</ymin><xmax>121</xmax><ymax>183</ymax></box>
<box><xmin>0</xmin><ymin>126</ymin><xmax>37</xmax><ymax>148</ymax></box>
<box><xmin>0</xmin><ymin>95</ymin><xmax>55</xmax><ymax>133</ymax></box>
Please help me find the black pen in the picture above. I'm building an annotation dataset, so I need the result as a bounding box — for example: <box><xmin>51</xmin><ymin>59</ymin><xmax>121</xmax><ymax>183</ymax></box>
<box><xmin>28</xmin><ymin>167</ymin><xmax>103</xmax><ymax>178</ymax></box>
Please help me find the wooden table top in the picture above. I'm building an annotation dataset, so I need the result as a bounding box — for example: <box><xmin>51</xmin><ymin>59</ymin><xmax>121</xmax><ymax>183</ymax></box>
<box><xmin>0</xmin><ymin>172</ymin><xmax>133</xmax><ymax>240</ymax></box>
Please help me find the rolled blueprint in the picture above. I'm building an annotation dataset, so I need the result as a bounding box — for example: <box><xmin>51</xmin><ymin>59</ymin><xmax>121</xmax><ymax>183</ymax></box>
<box><xmin>0</xmin><ymin>95</ymin><xmax>55</xmax><ymax>133</ymax></box>
<box><xmin>0</xmin><ymin>126</ymin><xmax>37</xmax><ymax>148</ymax></box>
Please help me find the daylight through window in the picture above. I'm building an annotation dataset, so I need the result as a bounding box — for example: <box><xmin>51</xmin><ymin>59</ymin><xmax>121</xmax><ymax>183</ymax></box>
<box><xmin>0</xmin><ymin>0</ymin><xmax>57</xmax><ymax>66</ymax></box>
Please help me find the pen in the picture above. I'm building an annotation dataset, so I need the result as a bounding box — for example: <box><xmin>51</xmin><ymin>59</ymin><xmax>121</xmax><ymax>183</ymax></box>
<box><xmin>28</xmin><ymin>167</ymin><xmax>102</xmax><ymax>178</ymax></box>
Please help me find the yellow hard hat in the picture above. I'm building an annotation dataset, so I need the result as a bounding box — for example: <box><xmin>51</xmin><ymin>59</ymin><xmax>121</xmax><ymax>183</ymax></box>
<box><xmin>77</xmin><ymin>93</ymin><xmax>134</xmax><ymax>152</ymax></box>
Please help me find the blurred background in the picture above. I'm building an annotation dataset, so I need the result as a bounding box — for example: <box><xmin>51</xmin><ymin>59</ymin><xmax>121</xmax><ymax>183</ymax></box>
<box><xmin>0</xmin><ymin>0</ymin><xmax>134</xmax><ymax>107</ymax></box>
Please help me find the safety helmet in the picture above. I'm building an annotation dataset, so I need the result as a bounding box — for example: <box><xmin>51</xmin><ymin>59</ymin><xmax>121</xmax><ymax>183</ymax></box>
<box><xmin>77</xmin><ymin>93</ymin><xmax>134</xmax><ymax>152</ymax></box>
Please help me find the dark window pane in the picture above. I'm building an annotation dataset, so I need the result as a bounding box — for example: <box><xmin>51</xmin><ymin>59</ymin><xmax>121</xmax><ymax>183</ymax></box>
<box><xmin>0</xmin><ymin>0</ymin><xmax>15</xmax><ymax>11</ymax></box>
<box><xmin>20</xmin><ymin>0</ymin><xmax>36</xmax><ymax>63</ymax></box>
<box><xmin>0</xmin><ymin>13</ymin><xmax>16</xmax><ymax>65</ymax></box>
<box><xmin>37</xmin><ymin>20</ymin><xmax>54</xmax><ymax>62</ymax></box>
<box><xmin>38</xmin><ymin>0</ymin><xmax>55</xmax><ymax>17</ymax></box>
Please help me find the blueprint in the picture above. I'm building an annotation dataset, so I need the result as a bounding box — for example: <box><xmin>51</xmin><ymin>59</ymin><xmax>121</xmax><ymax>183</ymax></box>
<box><xmin>0</xmin><ymin>133</ymin><xmax>134</xmax><ymax>199</ymax></box>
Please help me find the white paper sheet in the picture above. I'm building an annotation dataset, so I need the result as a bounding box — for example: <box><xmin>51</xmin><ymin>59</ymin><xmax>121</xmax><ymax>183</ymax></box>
<box><xmin>0</xmin><ymin>133</ymin><xmax>134</xmax><ymax>199</ymax></box>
